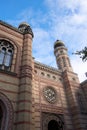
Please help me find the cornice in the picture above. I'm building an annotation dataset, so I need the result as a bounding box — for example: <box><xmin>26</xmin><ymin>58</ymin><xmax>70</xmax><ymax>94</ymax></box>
<box><xmin>80</xmin><ymin>79</ymin><xmax>87</xmax><ymax>86</ymax></box>
<box><xmin>34</xmin><ymin>61</ymin><xmax>62</xmax><ymax>75</ymax></box>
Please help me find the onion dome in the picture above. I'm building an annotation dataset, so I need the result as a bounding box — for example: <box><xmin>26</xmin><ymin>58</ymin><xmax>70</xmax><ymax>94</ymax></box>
<box><xmin>18</xmin><ymin>22</ymin><xmax>34</xmax><ymax>37</ymax></box>
<box><xmin>54</xmin><ymin>40</ymin><xmax>65</xmax><ymax>49</ymax></box>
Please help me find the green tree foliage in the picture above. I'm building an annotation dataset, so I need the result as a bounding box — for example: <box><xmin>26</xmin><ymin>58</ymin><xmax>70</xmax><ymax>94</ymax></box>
<box><xmin>73</xmin><ymin>47</ymin><xmax>87</xmax><ymax>61</ymax></box>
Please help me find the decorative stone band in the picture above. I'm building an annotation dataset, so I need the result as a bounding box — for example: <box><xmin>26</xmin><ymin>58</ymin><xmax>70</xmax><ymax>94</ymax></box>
<box><xmin>34</xmin><ymin>61</ymin><xmax>61</xmax><ymax>75</ymax></box>
<box><xmin>20</xmin><ymin>65</ymin><xmax>32</xmax><ymax>79</ymax></box>
<box><xmin>35</xmin><ymin>103</ymin><xmax>63</xmax><ymax>114</ymax></box>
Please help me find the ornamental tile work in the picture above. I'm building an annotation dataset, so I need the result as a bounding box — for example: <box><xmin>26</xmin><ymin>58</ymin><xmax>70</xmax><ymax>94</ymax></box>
<box><xmin>0</xmin><ymin>20</ymin><xmax>87</xmax><ymax>130</ymax></box>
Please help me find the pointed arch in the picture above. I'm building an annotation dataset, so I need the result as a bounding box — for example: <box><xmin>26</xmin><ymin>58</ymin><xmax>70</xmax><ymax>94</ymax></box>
<box><xmin>0</xmin><ymin>92</ymin><xmax>13</xmax><ymax>130</ymax></box>
<box><xmin>0</xmin><ymin>40</ymin><xmax>14</xmax><ymax>70</ymax></box>
<box><xmin>0</xmin><ymin>36</ymin><xmax>21</xmax><ymax>73</ymax></box>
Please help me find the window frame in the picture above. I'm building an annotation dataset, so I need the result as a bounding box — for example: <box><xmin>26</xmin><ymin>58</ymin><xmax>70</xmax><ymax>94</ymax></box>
<box><xmin>0</xmin><ymin>40</ymin><xmax>14</xmax><ymax>71</ymax></box>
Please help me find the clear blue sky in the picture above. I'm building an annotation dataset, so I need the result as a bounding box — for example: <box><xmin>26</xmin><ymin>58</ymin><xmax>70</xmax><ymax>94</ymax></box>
<box><xmin>0</xmin><ymin>0</ymin><xmax>47</xmax><ymax>25</ymax></box>
<box><xmin>0</xmin><ymin>0</ymin><xmax>87</xmax><ymax>82</ymax></box>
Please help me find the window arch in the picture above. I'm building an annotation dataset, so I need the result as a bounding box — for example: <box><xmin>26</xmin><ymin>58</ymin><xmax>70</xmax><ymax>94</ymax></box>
<box><xmin>0</xmin><ymin>40</ymin><xmax>14</xmax><ymax>70</ymax></box>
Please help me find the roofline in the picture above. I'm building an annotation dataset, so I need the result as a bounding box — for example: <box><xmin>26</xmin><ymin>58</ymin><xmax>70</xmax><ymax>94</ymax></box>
<box><xmin>34</xmin><ymin>60</ymin><xmax>62</xmax><ymax>75</ymax></box>
<box><xmin>80</xmin><ymin>79</ymin><xmax>87</xmax><ymax>85</ymax></box>
<box><xmin>0</xmin><ymin>20</ymin><xmax>22</xmax><ymax>34</ymax></box>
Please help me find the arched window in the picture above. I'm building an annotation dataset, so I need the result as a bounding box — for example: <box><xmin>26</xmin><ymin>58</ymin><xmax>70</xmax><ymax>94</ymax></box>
<box><xmin>0</xmin><ymin>40</ymin><xmax>14</xmax><ymax>70</ymax></box>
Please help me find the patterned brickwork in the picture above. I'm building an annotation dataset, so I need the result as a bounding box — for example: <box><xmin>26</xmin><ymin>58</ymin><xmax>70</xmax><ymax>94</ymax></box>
<box><xmin>0</xmin><ymin>21</ymin><xmax>87</xmax><ymax>130</ymax></box>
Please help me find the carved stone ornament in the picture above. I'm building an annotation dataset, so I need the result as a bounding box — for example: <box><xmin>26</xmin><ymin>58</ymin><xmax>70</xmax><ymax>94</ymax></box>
<box><xmin>43</xmin><ymin>86</ymin><xmax>57</xmax><ymax>103</ymax></box>
<box><xmin>18</xmin><ymin>22</ymin><xmax>34</xmax><ymax>37</ymax></box>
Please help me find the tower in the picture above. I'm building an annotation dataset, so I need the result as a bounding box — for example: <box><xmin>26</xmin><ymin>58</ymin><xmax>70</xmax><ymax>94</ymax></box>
<box><xmin>54</xmin><ymin>40</ymin><xmax>73</xmax><ymax>71</ymax></box>
<box><xmin>16</xmin><ymin>22</ymin><xmax>34</xmax><ymax>130</ymax></box>
<box><xmin>54</xmin><ymin>40</ymin><xmax>87</xmax><ymax>130</ymax></box>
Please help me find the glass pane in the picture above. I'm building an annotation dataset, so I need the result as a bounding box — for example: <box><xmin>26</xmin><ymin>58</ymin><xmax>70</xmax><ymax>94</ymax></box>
<box><xmin>0</xmin><ymin>52</ymin><xmax>4</xmax><ymax>64</ymax></box>
<box><xmin>2</xmin><ymin>48</ymin><xmax>6</xmax><ymax>53</ymax></box>
<box><xmin>8</xmin><ymin>50</ymin><xmax>12</xmax><ymax>55</ymax></box>
<box><xmin>4</xmin><ymin>54</ymin><xmax>12</xmax><ymax>66</ymax></box>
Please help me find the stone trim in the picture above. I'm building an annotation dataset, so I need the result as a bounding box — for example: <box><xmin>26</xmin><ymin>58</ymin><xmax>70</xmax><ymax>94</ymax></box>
<box><xmin>35</xmin><ymin>103</ymin><xmax>63</xmax><ymax>114</ymax></box>
<box><xmin>34</xmin><ymin>61</ymin><xmax>61</xmax><ymax>75</ymax></box>
<box><xmin>20</xmin><ymin>65</ymin><xmax>32</xmax><ymax>78</ymax></box>
<box><xmin>0</xmin><ymin>68</ymin><xmax>17</xmax><ymax>76</ymax></box>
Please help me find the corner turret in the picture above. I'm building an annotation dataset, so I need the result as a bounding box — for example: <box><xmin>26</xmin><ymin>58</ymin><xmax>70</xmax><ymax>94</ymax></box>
<box><xmin>18</xmin><ymin>22</ymin><xmax>34</xmax><ymax>37</ymax></box>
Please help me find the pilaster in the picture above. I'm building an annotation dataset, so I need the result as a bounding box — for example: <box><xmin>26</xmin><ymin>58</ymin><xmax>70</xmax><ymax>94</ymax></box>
<box><xmin>16</xmin><ymin>32</ymin><xmax>33</xmax><ymax>130</ymax></box>
<box><xmin>63</xmin><ymin>70</ymin><xmax>84</xmax><ymax>130</ymax></box>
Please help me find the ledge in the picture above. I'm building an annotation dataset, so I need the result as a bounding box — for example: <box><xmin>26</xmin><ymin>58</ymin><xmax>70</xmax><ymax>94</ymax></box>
<box><xmin>34</xmin><ymin>60</ymin><xmax>62</xmax><ymax>75</ymax></box>
<box><xmin>0</xmin><ymin>69</ymin><xmax>17</xmax><ymax>77</ymax></box>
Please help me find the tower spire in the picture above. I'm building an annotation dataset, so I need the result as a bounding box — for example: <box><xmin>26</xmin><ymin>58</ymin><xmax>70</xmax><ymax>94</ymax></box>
<box><xmin>54</xmin><ymin>40</ymin><xmax>73</xmax><ymax>71</ymax></box>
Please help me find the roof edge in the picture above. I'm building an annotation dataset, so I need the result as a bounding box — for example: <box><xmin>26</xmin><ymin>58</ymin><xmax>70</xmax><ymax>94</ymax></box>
<box><xmin>34</xmin><ymin>60</ymin><xmax>62</xmax><ymax>75</ymax></box>
<box><xmin>0</xmin><ymin>20</ymin><xmax>22</xmax><ymax>34</ymax></box>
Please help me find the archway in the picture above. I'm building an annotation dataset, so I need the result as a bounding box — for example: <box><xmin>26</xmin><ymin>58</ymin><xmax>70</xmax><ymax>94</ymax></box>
<box><xmin>0</xmin><ymin>100</ymin><xmax>6</xmax><ymax>130</ymax></box>
<box><xmin>0</xmin><ymin>105</ymin><xmax>3</xmax><ymax>128</ymax></box>
<box><xmin>0</xmin><ymin>93</ymin><xmax>13</xmax><ymax>130</ymax></box>
<box><xmin>42</xmin><ymin>113</ymin><xmax>64</xmax><ymax>130</ymax></box>
<box><xmin>48</xmin><ymin>120</ymin><xmax>59</xmax><ymax>130</ymax></box>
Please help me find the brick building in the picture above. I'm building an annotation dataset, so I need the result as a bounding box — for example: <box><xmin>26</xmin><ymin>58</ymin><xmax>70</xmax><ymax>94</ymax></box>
<box><xmin>0</xmin><ymin>20</ymin><xmax>87</xmax><ymax>130</ymax></box>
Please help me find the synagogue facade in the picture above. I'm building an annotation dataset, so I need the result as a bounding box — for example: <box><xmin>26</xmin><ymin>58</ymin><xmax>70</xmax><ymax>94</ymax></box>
<box><xmin>0</xmin><ymin>20</ymin><xmax>87</xmax><ymax>130</ymax></box>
